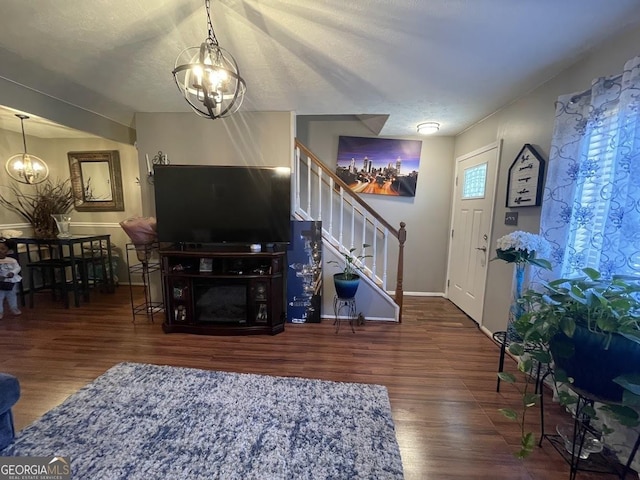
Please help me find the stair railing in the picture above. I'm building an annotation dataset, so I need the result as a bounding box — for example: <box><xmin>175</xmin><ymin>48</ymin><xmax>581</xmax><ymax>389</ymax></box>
<box><xmin>293</xmin><ymin>139</ymin><xmax>406</xmax><ymax>321</ymax></box>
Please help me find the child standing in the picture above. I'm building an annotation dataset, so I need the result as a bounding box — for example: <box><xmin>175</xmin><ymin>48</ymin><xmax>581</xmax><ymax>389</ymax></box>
<box><xmin>0</xmin><ymin>239</ymin><xmax>22</xmax><ymax>319</ymax></box>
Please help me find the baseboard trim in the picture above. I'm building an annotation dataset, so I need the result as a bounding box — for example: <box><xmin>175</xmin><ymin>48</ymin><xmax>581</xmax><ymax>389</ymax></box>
<box><xmin>400</xmin><ymin>291</ymin><xmax>445</xmax><ymax>297</ymax></box>
<box><xmin>479</xmin><ymin>325</ymin><xmax>494</xmax><ymax>338</ymax></box>
<box><xmin>321</xmin><ymin>315</ymin><xmax>396</xmax><ymax>323</ymax></box>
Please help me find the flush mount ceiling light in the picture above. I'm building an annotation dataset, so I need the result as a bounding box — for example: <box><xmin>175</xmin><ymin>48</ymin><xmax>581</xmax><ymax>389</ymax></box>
<box><xmin>5</xmin><ymin>114</ymin><xmax>49</xmax><ymax>185</ymax></box>
<box><xmin>417</xmin><ymin>122</ymin><xmax>440</xmax><ymax>135</ymax></box>
<box><xmin>172</xmin><ymin>0</ymin><xmax>246</xmax><ymax>120</ymax></box>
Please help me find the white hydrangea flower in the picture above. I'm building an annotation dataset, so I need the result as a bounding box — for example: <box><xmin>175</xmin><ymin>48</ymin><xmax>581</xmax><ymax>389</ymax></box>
<box><xmin>496</xmin><ymin>230</ymin><xmax>550</xmax><ymax>256</ymax></box>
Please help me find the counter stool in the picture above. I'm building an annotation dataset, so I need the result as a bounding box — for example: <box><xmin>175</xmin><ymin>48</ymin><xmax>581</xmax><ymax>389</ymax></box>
<box><xmin>0</xmin><ymin>373</ymin><xmax>20</xmax><ymax>449</ymax></box>
<box><xmin>333</xmin><ymin>295</ymin><xmax>356</xmax><ymax>333</ymax></box>
<box><xmin>27</xmin><ymin>256</ymin><xmax>87</xmax><ymax>308</ymax></box>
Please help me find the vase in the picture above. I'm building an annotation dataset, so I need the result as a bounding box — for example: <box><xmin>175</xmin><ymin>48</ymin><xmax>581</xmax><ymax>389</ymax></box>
<box><xmin>32</xmin><ymin>219</ymin><xmax>57</xmax><ymax>238</ymax></box>
<box><xmin>506</xmin><ymin>262</ymin><xmax>527</xmax><ymax>341</ymax></box>
<box><xmin>51</xmin><ymin>214</ymin><xmax>72</xmax><ymax>238</ymax></box>
<box><xmin>334</xmin><ymin>273</ymin><xmax>360</xmax><ymax>299</ymax></box>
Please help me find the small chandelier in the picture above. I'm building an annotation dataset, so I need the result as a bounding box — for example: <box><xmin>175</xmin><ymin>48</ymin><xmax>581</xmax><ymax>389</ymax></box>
<box><xmin>172</xmin><ymin>0</ymin><xmax>246</xmax><ymax>120</ymax></box>
<box><xmin>5</xmin><ymin>114</ymin><xmax>49</xmax><ymax>185</ymax></box>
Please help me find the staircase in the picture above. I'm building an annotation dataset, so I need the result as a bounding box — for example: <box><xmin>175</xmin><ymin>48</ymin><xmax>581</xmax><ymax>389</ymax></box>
<box><xmin>293</xmin><ymin>139</ymin><xmax>407</xmax><ymax>322</ymax></box>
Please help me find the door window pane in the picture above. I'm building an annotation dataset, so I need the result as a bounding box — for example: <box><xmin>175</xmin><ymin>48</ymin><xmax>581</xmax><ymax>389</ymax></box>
<box><xmin>463</xmin><ymin>163</ymin><xmax>487</xmax><ymax>199</ymax></box>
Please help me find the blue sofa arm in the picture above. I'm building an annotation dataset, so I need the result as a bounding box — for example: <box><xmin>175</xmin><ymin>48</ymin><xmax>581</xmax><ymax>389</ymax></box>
<box><xmin>0</xmin><ymin>373</ymin><xmax>20</xmax><ymax>449</ymax></box>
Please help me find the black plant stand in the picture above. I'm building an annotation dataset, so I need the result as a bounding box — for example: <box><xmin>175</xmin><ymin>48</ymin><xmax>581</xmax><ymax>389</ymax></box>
<box><xmin>126</xmin><ymin>243</ymin><xmax>163</xmax><ymax>323</ymax></box>
<box><xmin>539</xmin><ymin>376</ymin><xmax>640</xmax><ymax>480</ymax></box>
<box><xmin>333</xmin><ymin>295</ymin><xmax>356</xmax><ymax>333</ymax></box>
<box><xmin>492</xmin><ymin>330</ymin><xmax>544</xmax><ymax>393</ymax></box>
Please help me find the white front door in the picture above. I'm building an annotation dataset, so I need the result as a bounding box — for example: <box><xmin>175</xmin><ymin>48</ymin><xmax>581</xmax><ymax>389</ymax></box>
<box><xmin>447</xmin><ymin>141</ymin><xmax>500</xmax><ymax>325</ymax></box>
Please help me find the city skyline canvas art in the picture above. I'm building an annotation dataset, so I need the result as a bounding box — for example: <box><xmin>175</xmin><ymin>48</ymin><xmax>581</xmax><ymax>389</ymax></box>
<box><xmin>336</xmin><ymin>136</ymin><xmax>422</xmax><ymax>197</ymax></box>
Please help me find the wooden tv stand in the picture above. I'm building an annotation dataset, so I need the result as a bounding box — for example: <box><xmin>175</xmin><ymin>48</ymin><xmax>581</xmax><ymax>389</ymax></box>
<box><xmin>159</xmin><ymin>248</ymin><xmax>286</xmax><ymax>335</ymax></box>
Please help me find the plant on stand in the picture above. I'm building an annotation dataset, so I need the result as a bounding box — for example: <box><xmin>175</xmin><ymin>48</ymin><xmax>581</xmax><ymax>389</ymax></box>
<box><xmin>327</xmin><ymin>244</ymin><xmax>371</xmax><ymax>298</ymax></box>
<box><xmin>499</xmin><ymin>267</ymin><xmax>640</xmax><ymax>459</ymax></box>
<box><xmin>492</xmin><ymin>230</ymin><xmax>551</xmax><ymax>458</ymax></box>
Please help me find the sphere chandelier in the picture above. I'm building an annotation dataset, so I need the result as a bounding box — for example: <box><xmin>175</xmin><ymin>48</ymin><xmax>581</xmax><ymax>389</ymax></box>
<box><xmin>5</xmin><ymin>114</ymin><xmax>49</xmax><ymax>185</ymax></box>
<box><xmin>172</xmin><ymin>0</ymin><xmax>246</xmax><ymax>120</ymax></box>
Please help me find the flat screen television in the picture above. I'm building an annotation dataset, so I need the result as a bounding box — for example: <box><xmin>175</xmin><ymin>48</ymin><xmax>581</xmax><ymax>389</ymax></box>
<box><xmin>153</xmin><ymin>165</ymin><xmax>291</xmax><ymax>246</ymax></box>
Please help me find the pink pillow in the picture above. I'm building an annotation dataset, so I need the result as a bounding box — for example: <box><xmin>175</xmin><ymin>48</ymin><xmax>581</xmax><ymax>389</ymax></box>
<box><xmin>120</xmin><ymin>217</ymin><xmax>157</xmax><ymax>262</ymax></box>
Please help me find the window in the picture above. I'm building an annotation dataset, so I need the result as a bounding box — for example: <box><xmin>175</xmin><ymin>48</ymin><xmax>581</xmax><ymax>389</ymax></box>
<box><xmin>563</xmin><ymin>106</ymin><xmax>618</xmax><ymax>274</ymax></box>
<box><xmin>540</xmin><ymin>56</ymin><xmax>640</xmax><ymax>279</ymax></box>
<box><xmin>462</xmin><ymin>163</ymin><xmax>487</xmax><ymax>199</ymax></box>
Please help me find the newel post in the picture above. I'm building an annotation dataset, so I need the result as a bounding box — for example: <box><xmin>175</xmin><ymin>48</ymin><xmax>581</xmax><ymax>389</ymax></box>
<box><xmin>395</xmin><ymin>222</ymin><xmax>406</xmax><ymax>323</ymax></box>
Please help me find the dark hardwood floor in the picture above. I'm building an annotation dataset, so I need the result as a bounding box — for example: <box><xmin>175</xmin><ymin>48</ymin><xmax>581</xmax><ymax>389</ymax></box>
<box><xmin>0</xmin><ymin>286</ymin><xmax>634</xmax><ymax>479</ymax></box>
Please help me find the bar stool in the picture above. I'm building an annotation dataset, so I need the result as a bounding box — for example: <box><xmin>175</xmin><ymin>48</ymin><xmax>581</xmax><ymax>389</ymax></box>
<box><xmin>79</xmin><ymin>239</ymin><xmax>117</xmax><ymax>292</ymax></box>
<box><xmin>27</xmin><ymin>258</ymin><xmax>85</xmax><ymax>308</ymax></box>
<box><xmin>333</xmin><ymin>295</ymin><xmax>356</xmax><ymax>333</ymax></box>
<box><xmin>24</xmin><ymin>244</ymin><xmax>87</xmax><ymax>308</ymax></box>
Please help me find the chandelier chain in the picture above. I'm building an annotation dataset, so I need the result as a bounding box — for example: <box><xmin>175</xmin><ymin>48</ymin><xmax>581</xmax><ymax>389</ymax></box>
<box><xmin>205</xmin><ymin>0</ymin><xmax>219</xmax><ymax>46</ymax></box>
<box><xmin>17</xmin><ymin>115</ymin><xmax>29</xmax><ymax>153</ymax></box>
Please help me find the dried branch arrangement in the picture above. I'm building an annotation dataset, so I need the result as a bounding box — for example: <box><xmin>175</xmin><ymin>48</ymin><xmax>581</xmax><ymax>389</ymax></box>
<box><xmin>0</xmin><ymin>180</ymin><xmax>74</xmax><ymax>237</ymax></box>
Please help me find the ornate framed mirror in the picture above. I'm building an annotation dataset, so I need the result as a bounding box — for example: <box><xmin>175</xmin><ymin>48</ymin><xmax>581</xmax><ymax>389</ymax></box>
<box><xmin>68</xmin><ymin>150</ymin><xmax>124</xmax><ymax>212</ymax></box>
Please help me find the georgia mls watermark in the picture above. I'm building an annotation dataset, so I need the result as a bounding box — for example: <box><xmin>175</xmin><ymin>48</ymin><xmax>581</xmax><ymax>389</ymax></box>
<box><xmin>0</xmin><ymin>457</ymin><xmax>70</xmax><ymax>480</ymax></box>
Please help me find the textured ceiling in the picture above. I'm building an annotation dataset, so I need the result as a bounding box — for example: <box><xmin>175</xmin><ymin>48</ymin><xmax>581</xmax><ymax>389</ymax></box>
<box><xmin>1</xmin><ymin>0</ymin><xmax>640</xmax><ymax>138</ymax></box>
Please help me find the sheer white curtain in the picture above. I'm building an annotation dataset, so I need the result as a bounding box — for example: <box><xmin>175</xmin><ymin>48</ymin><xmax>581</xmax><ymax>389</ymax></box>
<box><xmin>538</xmin><ymin>55</ymin><xmax>640</xmax><ymax>467</ymax></box>
<box><xmin>539</xmin><ymin>56</ymin><xmax>640</xmax><ymax>282</ymax></box>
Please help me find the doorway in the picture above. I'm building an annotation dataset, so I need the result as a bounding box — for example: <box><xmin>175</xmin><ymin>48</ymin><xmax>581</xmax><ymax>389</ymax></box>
<box><xmin>446</xmin><ymin>141</ymin><xmax>501</xmax><ymax>325</ymax></box>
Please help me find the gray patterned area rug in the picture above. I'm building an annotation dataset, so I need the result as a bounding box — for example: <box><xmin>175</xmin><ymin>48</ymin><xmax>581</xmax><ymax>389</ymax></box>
<box><xmin>1</xmin><ymin>362</ymin><xmax>404</xmax><ymax>479</ymax></box>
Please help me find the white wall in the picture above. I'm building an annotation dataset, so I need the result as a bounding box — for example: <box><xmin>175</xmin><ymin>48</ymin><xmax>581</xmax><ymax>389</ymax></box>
<box><xmin>454</xmin><ymin>26</ymin><xmax>640</xmax><ymax>334</ymax></box>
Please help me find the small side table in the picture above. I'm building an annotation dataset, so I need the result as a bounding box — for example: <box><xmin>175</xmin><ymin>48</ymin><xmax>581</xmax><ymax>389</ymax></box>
<box><xmin>333</xmin><ymin>295</ymin><xmax>356</xmax><ymax>333</ymax></box>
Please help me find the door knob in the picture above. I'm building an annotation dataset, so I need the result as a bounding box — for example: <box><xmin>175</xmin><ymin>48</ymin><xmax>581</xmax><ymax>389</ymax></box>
<box><xmin>476</xmin><ymin>246</ymin><xmax>487</xmax><ymax>252</ymax></box>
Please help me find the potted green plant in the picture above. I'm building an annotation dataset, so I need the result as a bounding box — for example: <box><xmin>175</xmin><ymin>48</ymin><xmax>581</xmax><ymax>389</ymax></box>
<box><xmin>327</xmin><ymin>244</ymin><xmax>371</xmax><ymax>298</ymax></box>
<box><xmin>499</xmin><ymin>267</ymin><xmax>640</xmax><ymax>458</ymax></box>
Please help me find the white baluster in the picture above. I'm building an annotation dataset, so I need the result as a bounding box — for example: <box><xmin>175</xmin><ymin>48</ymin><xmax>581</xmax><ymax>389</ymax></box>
<box><xmin>306</xmin><ymin>158</ymin><xmax>312</xmax><ymax>216</ymax></box>
<box><xmin>294</xmin><ymin>147</ymin><xmax>301</xmax><ymax>214</ymax></box>
<box><xmin>382</xmin><ymin>228</ymin><xmax>389</xmax><ymax>290</ymax></box>
<box><xmin>317</xmin><ymin>169</ymin><xmax>323</xmax><ymax>221</ymax></box>
<box><xmin>339</xmin><ymin>187</ymin><xmax>344</xmax><ymax>247</ymax></box>
<box><xmin>329</xmin><ymin>178</ymin><xmax>334</xmax><ymax>241</ymax></box>
<box><xmin>350</xmin><ymin>204</ymin><xmax>355</xmax><ymax>251</ymax></box>
<box><xmin>372</xmin><ymin>218</ymin><xmax>378</xmax><ymax>279</ymax></box>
